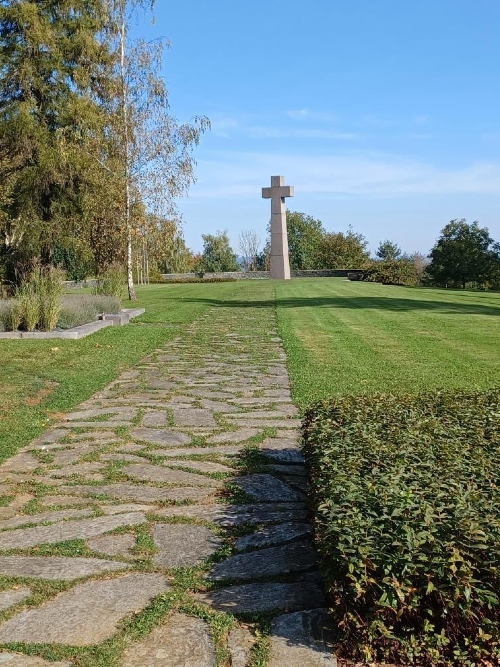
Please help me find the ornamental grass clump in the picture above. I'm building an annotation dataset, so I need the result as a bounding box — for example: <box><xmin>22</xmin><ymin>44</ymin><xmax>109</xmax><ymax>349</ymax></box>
<box><xmin>302</xmin><ymin>389</ymin><xmax>500</xmax><ymax>666</ymax></box>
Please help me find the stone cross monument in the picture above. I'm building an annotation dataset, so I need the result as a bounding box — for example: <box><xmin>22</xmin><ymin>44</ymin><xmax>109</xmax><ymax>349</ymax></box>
<box><xmin>262</xmin><ymin>175</ymin><xmax>294</xmax><ymax>280</ymax></box>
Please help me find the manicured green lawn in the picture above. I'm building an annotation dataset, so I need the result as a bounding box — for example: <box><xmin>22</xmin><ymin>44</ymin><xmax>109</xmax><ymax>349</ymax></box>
<box><xmin>0</xmin><ymin>282</ymin><xmax>238</xmax><ymax>463</ymax></box>
<box><xmin>275</xmin><ymin>279</ymin><xmax>500</xmax><ymax>408</ymax></box>
<box><xmin>2</xmin><ymin>278</ymin><xmax>500</xmax><ymax>461</ymax></box>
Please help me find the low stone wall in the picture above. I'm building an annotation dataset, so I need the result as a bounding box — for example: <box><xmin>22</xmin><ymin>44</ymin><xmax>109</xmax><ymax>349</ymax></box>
<box><xmin>161</xmin><ymin>269</ymin><xmax>364</xmax><ymax>281</ymax></box>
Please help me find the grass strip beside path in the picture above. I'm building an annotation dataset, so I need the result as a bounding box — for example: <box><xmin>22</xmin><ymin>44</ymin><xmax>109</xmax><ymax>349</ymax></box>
<box><xmin>0</xmin><ymin>282</ymin><xmax>238</xmax><ymax>463</ymax></box>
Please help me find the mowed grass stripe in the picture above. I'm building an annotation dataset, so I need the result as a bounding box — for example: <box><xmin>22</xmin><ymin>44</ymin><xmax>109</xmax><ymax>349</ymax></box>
<box><xmin>276</xmin><ymin>278</ymin><xmax>500</xmax><ymax>407</ymax></box>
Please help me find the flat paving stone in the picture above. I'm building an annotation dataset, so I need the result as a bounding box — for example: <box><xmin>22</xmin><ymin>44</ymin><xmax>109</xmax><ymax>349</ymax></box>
<box><xmin>163</xmin><ymin>460</ymin><xmax>234</xmax><ymax>474</ymax></box>
<box><xmin>268</xmin><ymin>609</ymin><xmax>337</xmax><ymax>667</ymax></box>
<box><xmin>124</xmin><ymin>463</ymin><xmax>222</xmax><ymax>487</ymax></box>
<box><xmin>153</xmin><ymin>524</ymin><xmax>222</xmax><ymax>568</ymax></box>
<box><xmin>0</xmin><ymin>556</ymin><xmax>128</xmax><ymax>580</ymax></box>
<box><xmin>121</xmin><ymin>613</ymin><xmax>215</xmax><ymax>667</ymax></box>
<box><xmin>151</xmin><ymin>445</ymin><xmax>244</xmax><ymax>457</ymax></box>
<box><xmin>59</xmin><ymin>484</ymin><xmax>213</xmax><ymax>504</ymax></box>
<box><xmin>228</xmin><ymin>418</ymin><xmax>301</xmax><ymax>428</ymax></box>
<box><xmin>142</xmin><ymin>411</ymin><xmax>169</xmax><ymax>427</ymax></box>
<box><xmin>172</xmin><ymin>408</ymin><xmax>217</xmax><ymax>427</ymax></box>
<box><xmin>39</xmin><ymin>495</ymin><xmax>92</xmax><ymax>507</ymax></box>
<box><xmin>0</xmin><ymin>512</ymin><xmax>146</xmax><ymax>550</ymax></box>
<box><xmin>0</xmin><ymin>587</ymin><xmax>31</xmax><ymax>611</ymax></box>
<box><xmin>197</xmin><ymin>581</ymin><xmax>326</xmax><ymax>614</ymax></box>
<box><xmin>233</xmin><ymin>474</ymin><xmax>302</xmax><ymax>502</ymax></box>
<box><xmin>64</xmin><ymin>407</ymin><xmax>136</xmax><ymax>421</ymax></box>
<box><xmin>210</xmin><ymin>542</ymin><xmax>316</xmax><ymax>581</ymax></box>
<box><xmin>86</xmin><ymin>534</ymin><xmax>136</xmax><ymax>558</ymax></box>
<box><xmin>0</xmin><ymin>573</ymin><xmax>167</xmax><ymax>646</ymax></box>
<box><xmin>129</xmin><ymin>428</ymin><xmax>190</xmax><ymax>447</ymax></box>
<box><xmin>235</xmin><ymin>523</ymin><xmax>311</xmax><ymax>552</ymax></box>
<box><xmin>155</xmin><ymin>503</ymin><xmax>308</xmax><ymax>526</ymax></box>
<box><xmin>206</xmin><ymin>428</ymin><xmax>260</xmax><ymax>444</ymax></box>
<box><xmin>228</xmin><ymin>627</ymin><xmax>255</xmax><ymax>667</ymax></box>
<box><xmin>0</xmin><ymin>654</ymin><xmax>72</xmax><ymax>666</ymax></box>
<box><xmin>199</xmin><ymin>399</ymin><xmax>239</xmax><ymax>412</ymax></box>
<box><xmin>0</xmin><ymin>509</ymin><xmax>93</xmax><ymax>531</ymax></box>
<box><xmin>0</xmin><ymin>454</ymin><xmax>40</xmax><ymax>473</ymax></box>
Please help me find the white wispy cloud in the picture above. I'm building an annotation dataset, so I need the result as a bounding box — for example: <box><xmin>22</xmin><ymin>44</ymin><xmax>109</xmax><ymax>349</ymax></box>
<box><xmin>189</xmin><ymin>150</ymin><xmax>500</xmax><ymax>200</ymax></box>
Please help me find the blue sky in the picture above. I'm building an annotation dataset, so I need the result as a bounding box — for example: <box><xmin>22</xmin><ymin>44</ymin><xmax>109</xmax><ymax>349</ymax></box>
<box><xmin>135</xmin><ymin>0</ymin><xmax>500</xmax><ymax>256</ymax></box>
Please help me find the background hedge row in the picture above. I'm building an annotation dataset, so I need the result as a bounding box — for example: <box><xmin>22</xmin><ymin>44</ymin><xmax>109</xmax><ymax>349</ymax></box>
<box><xmin>302</xmin><ymin>390</ymin><xmax>500</xmax><ymax>665</ymax></box>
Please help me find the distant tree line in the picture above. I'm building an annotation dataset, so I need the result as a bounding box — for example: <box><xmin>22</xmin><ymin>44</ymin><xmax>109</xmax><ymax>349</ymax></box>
<box><xmin>193</xmin><ymin>215</ymin><xmax>500</xmax><ymax>291</ymax></box>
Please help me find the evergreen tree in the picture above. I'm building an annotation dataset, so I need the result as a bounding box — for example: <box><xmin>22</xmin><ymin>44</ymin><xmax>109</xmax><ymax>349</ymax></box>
<box><xmin>0</xmin><ymin>0</ymin><xmax>114</xmax><ymax>279</ymax></box>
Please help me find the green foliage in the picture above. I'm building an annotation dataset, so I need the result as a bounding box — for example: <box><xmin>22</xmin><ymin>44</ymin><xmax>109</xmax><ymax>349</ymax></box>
<box><xmin>365</xmin><ymin>258</ymin><xmax>421</xmax><ymax>286</ymax></box>
<box><xmin>196</xmin><ymin>230</ymin><xmax>239</xmax><ymax>272</ymax></box>
<box><xmin>34</xmin><ymin>266</ymin><xmax>65</xmax><ymax>331</ymax></box>
<box><xmin>0</xmin><ymin>0</ymin><xmax>114</xmax><ymax>267</ymax></box>
<box><xmin>303</xmin><ymin>389</ymin><xmax>500</xmax><ymax>665</ymax></box>
<box><xmin>57</xmin><ymin>295</ymin><xmax>121</xmax><ymax>329</ymax></box>
<box><xmin>376</xmin><ymin>239</ymin><xmax>402</xmax><ymax>260</ymax></box>
<box><xmin>427</xmin><ymin>219</ymin><xmax>500</xmax><ymax>289</ymax></box>
<box><xmin>285</xmin><ymin>211</ymin><xmax>325</xmax><ymax>270</ymax></box>
<box><xmin>53</xmin><ymin>242</ymin><xmax>93</xmax><ymax>282</ymax></box>
<box><xmin>16</xmin><ymin>282</ymin><xmax>39</xmax><ymax>331</ymax></box>
<box><xmin>315</xmin><ymin>227</ymin><xmax>370</xmax><ymax>269</ymax></box>
<box><xmin>92</xmin><ymin>264</ymin><xmax>126</xmax><ymax>298</ymax></box>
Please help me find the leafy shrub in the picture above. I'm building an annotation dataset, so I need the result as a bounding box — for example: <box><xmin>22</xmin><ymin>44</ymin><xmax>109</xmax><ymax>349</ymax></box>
<box><xmin>92</xmin><ymin>264</ymin><xmax>125</xmax><ymax>298</ymax></box>
<box><xmin>365</xmin><ymin>259</ymin><xmax>421</xmax><ymax>286</ymax></box>
<box><xmin>57</xmin><ymin>296</ymin><xmax>121</xmax><ymax>329</ymax></box>
<box><xmin>302</xmin><ymin>390</ymin><xmax>500</xmax><ymax>665</ymax></box>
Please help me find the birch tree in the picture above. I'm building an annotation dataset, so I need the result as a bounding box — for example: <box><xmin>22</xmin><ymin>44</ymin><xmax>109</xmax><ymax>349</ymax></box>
<box><xmin>109</xmin><ymin>0</ymin><xmax>209</xmax><ymax>299</ymax></box>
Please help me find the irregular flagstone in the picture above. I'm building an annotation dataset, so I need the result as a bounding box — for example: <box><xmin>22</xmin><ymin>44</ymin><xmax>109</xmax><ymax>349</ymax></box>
<box><xmin>206</xmin><ymin>428</ymin><xmax>260</xmax><ymax>444</ymax></box>
<box><xmin>99</xmin><ymin>503</ymin><xmax>157</xmax><ymax>515</ymax></box>
<box><xmin>268</xmin><ymin>609</ymin><xmax>337</xmax><ymax>667</ymax></box>
<box><xmin>199</xmin><ymin>399</ymin><xmax>239</xmax><ymax>412</ymax></box>
<box><xmin>0</xmin><ymin>587</ymin><xmax>31</xmax><ymax>611</ymax></box>
<box><xmin>235</xmin><ymin>523</ymin><xmax>311</xmax><ymax>552</ymax></box>
<box><xmin>124</xmin><ymin>463</ymin><xmax>222</xmax><ymax>487</ymax></box>
<box><xmin>226</xmin><ymin>409</ymin><xmax>298</xmax><ymax>419</ymax></box>
<box><xmin>233</xmin><ymin>474</ymin><xmax>302</xmax><ymax>502</ymax></box>
<box><xmin>172</xmin><ymin>408</ymin><xmax>217</xmax><ymax>427</ymax></box>
<box><xmin>142</xmin><ymin>411</ymin><xmax>169</xmax><ymax>427</ymax></box>
<box><xmin>0</xmin><ymin>453</ymin><xmax>40</xmax><ymax>473</ymax></box>
<box><xmin>260</xmin><ymin>439</ymin><xmax>305</xmax><ymax>463</ymax></box>
<box><xmin>58</xmin><ymin>484</ymin><xmax>213</xmax><ymax>504</ymax></box>
<box><xmin>0</xmin><ymin>512</ymin><xmax>146</xmax><ymax>550</ymax></box>
<box><xmin>86</xmin><ymin>534</ymin><xmax>137</xmax><ymax>558</ymax></box>
<box><xmin>121</xmin><ymin>613</ymin><xmax>215</xmax><ymax>667</ymax></box>
<box><xmin>196</xmin><ymin>581</ymin><xmax>326</xmax><ymax>614</ymax></box>
<box><xmin>227</xmin><ymin>418</ymin><xmax>301</xmax><ymax>428</ymax></box>
<box><xmin>153</xmin><ymin>524</ymin><xmax>222</xmax><ymax>567</ymax></box>
<box><xmin>0</xmin><ymin>573</ymin><xmax>167</xmax><ymax>646</ymax></box>
<box><xmin>0</xmin><ymin>509</ymin><xmax>94</xmax><ymax>531</ymax></box>
<box><xmin>0</xmin><ymin>556</ymin><xmax>129</xmax><ymax>580</ymax></box>
<box><xmin>227</xmin><ymin>627</ymin><xmax>255</xmax><ymax>667</ymax></box>
<box><xmin>64</xmin><ymin>407</ymin><xmax>136</xmax><ymax>421</ymax></box>
<box><xmin>155</xmin><ymin>503</ymin><xmax>308</xmax><ymax>526</ymax></box>
<box><xmin>0</xmin><ymin>654</ymin><xmax>73</xmax><ymax>666</ymax></box>
<box><xmin>39</xmin><ymin>495</ymin><xmax>91</xmax><ymax>506</ymax></box>
<box><xmin>162</xmin><ymin>460</ymin><xmax>234</xmax><ymax>474</ymax></box>
<box><xmin>210</xmin><ymin>542</ymin><xmax>316</xmax><ymax>581</ymax></box>
<box><xmin>151</xmin><ymin>444</ymin><xmax>244</xmax><ymax>457</ymax></box>
<box><xmin>129</xmin><ymin>428</ymin><xmax>190</xmax><ymax>447</ymax></box>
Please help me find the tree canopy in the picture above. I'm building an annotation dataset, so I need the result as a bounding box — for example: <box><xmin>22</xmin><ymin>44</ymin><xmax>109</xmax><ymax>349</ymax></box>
<box><xmin>196</xmin><ymin>230</ymin><xmax>239</xmax><ymax>273</ymax></box>
<box><xmin>427</xmin><ymin>219</ymin><xmax>500</xmax><ymax>288</ymax></box>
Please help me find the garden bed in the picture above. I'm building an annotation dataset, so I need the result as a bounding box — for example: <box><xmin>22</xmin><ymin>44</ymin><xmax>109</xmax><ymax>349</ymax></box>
<box><xmin>302</xmin><ymin>389</ymin><xmax>500</xmax><ymax>665</ymax></box>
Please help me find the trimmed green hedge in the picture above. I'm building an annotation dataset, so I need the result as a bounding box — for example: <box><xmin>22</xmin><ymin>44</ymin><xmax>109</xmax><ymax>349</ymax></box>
<box><xmin>302</xmin><ymin>390</ymin><xmax>500</xmax><ymax>665</ymax></box>
<box><xmin>153</xmin><ymin>277</ymin><xmax>237</xmax><ymax>284</ymax></box>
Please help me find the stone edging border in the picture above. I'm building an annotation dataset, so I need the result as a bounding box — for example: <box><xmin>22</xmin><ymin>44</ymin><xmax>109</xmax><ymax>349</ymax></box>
<box><xmin>0</xmin><ymin>308</ymin><xmax>145</xmax><ymax>340</ymax></box>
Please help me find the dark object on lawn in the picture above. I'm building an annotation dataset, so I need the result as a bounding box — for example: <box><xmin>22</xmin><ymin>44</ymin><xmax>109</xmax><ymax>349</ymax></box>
<box><xmin>347</xmin><ymin>272</ymin><xmax>363</xmax><ymax>281</ymax></box>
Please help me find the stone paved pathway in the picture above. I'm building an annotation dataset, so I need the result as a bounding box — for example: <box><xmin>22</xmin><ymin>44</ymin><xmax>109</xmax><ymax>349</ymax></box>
<box><xmin>0</xmin><ymin>296</ymin><xmax>336</xmax><ymax>666</ymax></box>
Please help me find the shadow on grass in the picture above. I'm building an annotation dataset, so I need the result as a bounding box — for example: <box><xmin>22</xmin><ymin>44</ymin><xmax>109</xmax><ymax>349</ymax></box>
<box><xmin>176</xmin><ymin>295</ymin><xmax>500</xmax><ymax>317</ymax></box>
